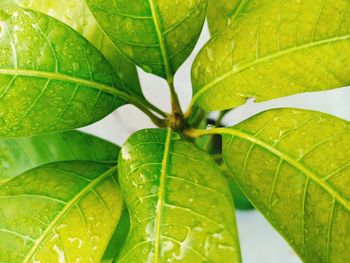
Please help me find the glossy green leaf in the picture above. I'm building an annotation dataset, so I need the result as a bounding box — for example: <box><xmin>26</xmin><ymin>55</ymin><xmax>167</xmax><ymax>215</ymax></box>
<box><xmin>0</xmin><ymin>130</ymin><xmax>119</xmax><ymax>184</ymax></box>
<box><xmin>207</xmin><ymin>0</ymin><xmax>272</xmax><ymax>35</ymax></box>
<box><xmin>207</xmin><ymin>0</ymin><xmax>228</xmax><ymax>35</ymax></box>
<box><xmin>220</xmin><ymin>163</ymin><xmax>253</xmax><ymax>210</ymax></box>
<box><xmin>220</xmin><ymin>108</ymin><xmax>350</xmax><ymax>262</ymax></box>
<box><xmin>87</xmin><ymin>0</ymin><xmax>208</xmax><ymax>79</ymax></box>
<box><xmin>192</xmin><ymin>0</ymin><xmax>350</xmax><ymax>111</ymax></box>
<box><xmin>102</xmin><ymin>209</ymin><xmax>130</xmax><ymax>262</ymax></box>
<box><xmin>0</xmin><ymin>161</ymin><xmax>123</xmax><ymax>262</ymax></box>
<box><xmin>16</xmin><ymin>0</ymin><xmax>143</xmax><ymax>97</ymax></box>
<box><xmin>0</xmin><ymin>5</ymin><xmax>132</xmax><ymax>137</ymax></box>
<box><xmin>117</xmin><ymin>128</ymin><xmax>241</xmax><ymax>262</ymax></box>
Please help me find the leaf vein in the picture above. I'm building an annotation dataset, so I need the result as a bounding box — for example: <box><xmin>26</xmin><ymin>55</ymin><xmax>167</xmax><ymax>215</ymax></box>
<box><xmin>22</xmin><ymin>165</ymin><xmax>117</xmax><ymax>262</ymax></box>
<box><xmin>193</xmin><ymin>34</ymin><xmax>350</xmax><ymax>103</ymax></box>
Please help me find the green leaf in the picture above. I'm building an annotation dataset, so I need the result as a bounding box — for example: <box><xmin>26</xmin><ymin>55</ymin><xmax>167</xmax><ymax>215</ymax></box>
<box><xmin>220</xmin><ymin>108</ymin><xmax>350</xmax><ymax>262</ymax></box>
<box><xmin>117</xmin><ymin>128</ymin><xmax>241</xmax><ymax>262</ymax></box>
<box><xmin>192</xmin><ymin>0</ymin><xmax>350</xmax><ymax>111</ymax></box>
<box><xmin>0</xmin><ymin>161</ymin><xmax>123</xmax><ymax>262</ymax></box>
<box><xmin>102</xmin><ymin>209</ymin><xmax>130</xmax><ymax>262</ymax></box>
<box><xmin>207</xmin><ymin>0</ymin><xmax>272</xmax><ymax>35</ymax></box>
<box><xmin>220</xmin><ymin>163</ymin><xmax>253</xmax><ymax>210</ymax></box>
<box><xmin>16</xmin><ymin>0</ymin><xmax>143</xmax><ymax>98</ymax></box>
<box><xmin>0</xmin><ymin>5</ymin><xmax>132</xmax><ymax>136</ymax></box>
<box><xmin>207</xmin><ymin>0</ymin><xmax>238</xmax><ymax>35</ymax></box>
<box><xmin>87</xmin><ymin>0</ymin><xmax>208</xmax><ymax>79</ymax></box>
<box><xmin>0</xmin><ymin>130</ymin><xmax>119</xmax><ymax>184</ymax></box>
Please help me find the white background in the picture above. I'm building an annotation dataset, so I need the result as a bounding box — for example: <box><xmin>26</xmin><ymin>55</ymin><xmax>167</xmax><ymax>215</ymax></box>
<box><xmin>82</xmin><ymin>22</ymin><xmax>350</xmax><ymax>263</ymax></box>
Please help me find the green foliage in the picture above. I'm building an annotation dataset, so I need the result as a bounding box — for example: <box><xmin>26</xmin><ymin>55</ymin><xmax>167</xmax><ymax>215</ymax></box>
<box><xmin>221</xmin><ymin>108</ymin><xmax>350</xmax><ymax>262</ymax></box>
<box><xmin>207</xmin><ymin>0</ymin><xmax>272</xmax><ymax>35</ymax></box>
<box><xmin>0</xmin><ymin>0</ymin><xmax>349</xmax><ymax>262</ymax></box>
<box><xmin>192</xmin><ymin>0</ymin><xmax>350</xmax><ymax>111</ymax></box>
<box><xmin>16</xmin><ymin>0</ymin><xmax>143</xmax><ymax>97</ymax></box>
<box><xmin>0</xmin><ymin>130</ymin><xmax>119</xmax><ymax>184</ymax></box>
<box><xmin>220</xmin><ymin>163</ymin><xmax>253</xmax><ymax>210</ymax></box>
<box><xmin>0</xmin><ymin>5</ymin><xmax>128</xmax><ymax>136</ymax></box>
<box><xmin>86</xmin><ymin>0</ymin><xmax>208</xmax><ymax>79</ymax></box>
<box><xmin>0</xmin><ymin>161</ymin><xmax>123</xmax><ymax>262</ymax></box>
<box><xmin>102</xmin><ymin>209</ymin><xmax>130</xmax><ymax>262</ymax></box>
<box><xmin>117</xmin><ymin>129</ymin><xmax>241</xmax><ymax>262</ymax></box>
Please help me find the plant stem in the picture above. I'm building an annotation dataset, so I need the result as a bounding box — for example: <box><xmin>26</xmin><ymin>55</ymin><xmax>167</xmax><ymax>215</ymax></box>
<box><xmin>184</xmin><ymin>127</ymin><xmax>224</xmax><ymax>138</ymax></box>
<box><xmin>202</xmin><ymin>110</ymin><xmax>230</xmax><ymax>152</ymax></box>
<box><xmin>167</xmin><ymin>77</ymin><xmax>182</xmax><ymax>115</ymax></box>
<box><xmin>185</xmin><ymin>128</ymin><xmax>224</xmax><ymax>162</ymax></box>
<box><xmin>184</xmin><ymin>104</ymin><xmax>193</xmax><ymax>120</ymax></box>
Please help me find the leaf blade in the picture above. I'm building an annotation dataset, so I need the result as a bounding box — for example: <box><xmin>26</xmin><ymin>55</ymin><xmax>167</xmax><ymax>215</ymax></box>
<box><xmin>118</xmin><ymin>128</ymin><xmax>241</xmax><ymax>262</ymax></box>
<box><xmin>0</xmin><ymin>5</ymin><xmax>129</xmax><ymax>136</ymax></box>
<box><xmin>0</xmin><ymin>161</ymin><xmax>123</xmax><ymax>262</ymax></box>
<box><xmin>102</xmin><ymin>209</ymin><xmax>130</xmax><ymax>262</ymax></box>
<box><xmin>87</xmin><ymin>0</ymin><xmax>208</xmax><ymax>78</ymax></box>
<box><xmin>220</xmin><ymin>163</ymin><xmax>254</xmax><ymax>210</ymax></box>
<box><xmin>207</xmin><ymin>0</ymin><xmax>274</xmax><ymax>35</ymax></box>
<box><xmin>193</xmin><ymin>0</ymin><xmax>350</xmax><ymax>111</ymax></box>
<box><xmin>16</xmin><ymin>0</ymin><xmax>143</xmax><ymax>97</ymax></box>
<box><xmin>221</xmin><ymin>108</ymin><xmax>350</xmax><ymax>262</ymax></box>
<box><xmin>0</xmin><ymin>130</ymin><xmax>119</xmax><ymax>184</ymax></box>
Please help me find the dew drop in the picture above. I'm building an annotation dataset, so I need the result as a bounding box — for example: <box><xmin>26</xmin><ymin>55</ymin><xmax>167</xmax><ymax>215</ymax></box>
<box><xmin>121</xmin><ymin>147</ymin><xmax>131</xmax><ymax>161</ymax></box>
<box><xmin>193</xmin><ymin>9</ymin><xmax>201</xmax><ymax>16</ymax></box>
<box><xmin>232</xmin><ymin>64</ymin><xmax>239</xmax><ymax>72</ymax></box>
<box><xmin>206</xmin><ymin>48</ymin><xmax>214</xmax><ymax>62</ymax></box>
<box><xmin>162</xmin><ymin>240</ymin><xmax>174</xmax><ymax>254</ymax></box>
<box><xmin>270</xmin><ymin>196</ymin><xmax>280</xmax><ymax>207</ymax></box>
<box><xmin>206</xmin><ymin>124</ymin><xmax>215</xmax><ymax>130</ymax></box>
<box><xmin>72</xmin><ymin>62</ymin><xmax>80</xmax><ymax>72</ymax></box>
<box><xmin>250</xmin><ymin>190</ymin><xmax>259</xmax><ymax>197</ymax></box>
<box><xmin>52</xmin><ymin>244</ymin><xmax>65</xmax><ymax>263</ymax></box>
<box><xmin>1</xmin><ymin>160</ymin><xmax>9</xmax><ymax>169</ymax></box>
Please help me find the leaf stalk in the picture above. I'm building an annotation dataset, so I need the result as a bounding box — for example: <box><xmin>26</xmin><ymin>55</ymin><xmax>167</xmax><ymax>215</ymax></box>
<box><xmin>167</xmin><ymin>78</ymin><xmax>183</xmax><ymax>115</ymax></box>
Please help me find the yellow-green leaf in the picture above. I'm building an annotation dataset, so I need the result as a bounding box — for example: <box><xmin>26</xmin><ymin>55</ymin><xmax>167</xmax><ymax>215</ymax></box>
<box><xmin>0</xmin><ymin>5</ymin><xmax>130</xmax><ymax>136</ymax></box>
<box><xmin>0</xmin><ymin>161</ymin><xmax>123</xmax><ymax>262</ymax></box>
<box><xmin>0</xmin><ymin>130</ymin><xmax>119</xmax><ymax>184</ymax></box>
<box><xmin>102</xmin><ymin>209</ymin><xmax>130</xmax><ymax>262</ymax></box>
<box><xmin>87</xmin><ymin>0</ymin><xmax>208</xmax><ymax>79</ymax></box>
<box><xmin>16</xmin><ymin>0</ymin><xmax>143</xmax><ymax>97</ymax></box>
<box><xmin>192</xmin><ymin>0</ymin><xmax>350</xmax><ymax>111</ymax></box>
<box><xmin>220</xmin><ymin>108</ymin><xmax>350</xmax><ymax>262</ymax></box>
<box><xmin>118</xmin><ymin>128</ymin><xmax>241</xmax><ymax>262</ymax></box>
<box><xmin>207</xmin><ymin>0</ymin><xmax>273</xmax><ymax>35</ymax></box>
<box><xmin>220</xmin><ymin>163</ymin><xmax>253</xmax><ymax>210</ymax></box>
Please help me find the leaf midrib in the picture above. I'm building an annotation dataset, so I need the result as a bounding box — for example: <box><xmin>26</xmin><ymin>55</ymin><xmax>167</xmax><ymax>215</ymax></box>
<box><xmin>147</xmin><ymin>0</ymin><xmax>173</xmax><ymax>81</ymax></box>
<box><xmin>23</xmin><ymin>164</ymin><xmax>118</xmax><ymax>262</ymax></box>
<box><xmin>215</xmin><ymin>128</ymin><xmax>350</xmax><ymax>212</ymax></box>
<box><xmin>153</xmin><ymin>128</ymin><xmax>173</xmax><ymax>263</ymax></box>
<box><xmin>192</xmin><ymin>34</ymin><xmax>350</xmax><ymax>104</ymax></box>
<box><xmin>0</xmin><ymin>68</ymin><xmax>130</xmax><ymax>101</ymax></box>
